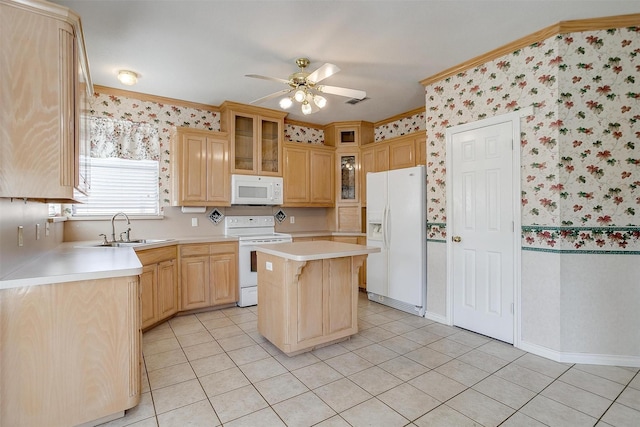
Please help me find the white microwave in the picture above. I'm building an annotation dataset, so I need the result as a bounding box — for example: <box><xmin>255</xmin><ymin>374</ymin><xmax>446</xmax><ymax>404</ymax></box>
<box><xmin>231</xmin><ymin>175</ymin><xmax>283</xmax><ymax>205</ymax></box>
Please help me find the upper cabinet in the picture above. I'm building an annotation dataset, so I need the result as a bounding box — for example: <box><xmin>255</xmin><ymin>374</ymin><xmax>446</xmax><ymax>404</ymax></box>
<box><xmin>220</xmin><ymin>101</ymin><xmax>287</xmax><ymax>176</ymax></box>
<box><xmin>324</xmin><ymin>121</ymin><xmax>374</xmax><ymax>148</ymax></box>
<box><xmin>170</xmin><ymin>127</ymin><xmax>230</xmax><ymax>206</ymax></box>
<box><xmin>283</xmin><ymin>142</ymin><xmax>334</xmax><ymax>207</ymax></box>
<box><xmin>0</xmin><ymin>0</ymin><xmax>92</xmax><ymax>201</ymax></box>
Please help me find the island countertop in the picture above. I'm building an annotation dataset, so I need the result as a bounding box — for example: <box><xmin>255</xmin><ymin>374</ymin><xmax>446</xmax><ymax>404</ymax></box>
<box><xmin>255</xmin><ymin>240</ymin><xmax>380</xmax><ymax>262</ymax></box>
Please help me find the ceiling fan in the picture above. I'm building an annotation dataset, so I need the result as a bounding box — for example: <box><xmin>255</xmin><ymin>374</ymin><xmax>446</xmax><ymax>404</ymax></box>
<box><xmin>246</xmin><ymin>58</ymin><xmax>366</xmax><ymax>115</ymax></box>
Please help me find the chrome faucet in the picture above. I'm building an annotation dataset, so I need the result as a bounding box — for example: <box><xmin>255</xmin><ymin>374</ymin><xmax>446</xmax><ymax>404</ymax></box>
<box><xmin>111</xmin><ymin>212</ymin><xmax>131</xmax><ymax>242</ymax></box>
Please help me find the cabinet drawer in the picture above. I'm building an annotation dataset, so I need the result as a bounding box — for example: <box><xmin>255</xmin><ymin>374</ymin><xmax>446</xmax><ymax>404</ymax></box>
<box><xmin>180</xmin><ymin>244</ymin><xmax>210</xmax><ymax>257</ymax></box>
<box><xmin>137</xmin><ymin>246</ymin><xmax>177</xmax><ymax>265</ymax></box>
<box><xmin>210</xmin><ymin>242</ymin><xmax>237</xmax><ymax>255</ymax></box>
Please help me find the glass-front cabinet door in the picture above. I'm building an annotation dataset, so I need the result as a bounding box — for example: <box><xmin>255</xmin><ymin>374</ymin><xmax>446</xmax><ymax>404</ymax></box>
<box><xmin>222</xmin><ymin>101</ymin><xmax>285</xmax><ymax>176</ymax></box>
<box><xmin>339</xmin><ymin>153</ymin><xmax>358</xmax><ymax>202</ymax></box>
<box><xmin>233</xmin><ymin>113</ymin><xmax>255</xmax><ymax>173</ymax></box>
<box><xmin>260</xmin><ymin>118</ymin><xmax>281</xmax><ymax>175</ymax></box>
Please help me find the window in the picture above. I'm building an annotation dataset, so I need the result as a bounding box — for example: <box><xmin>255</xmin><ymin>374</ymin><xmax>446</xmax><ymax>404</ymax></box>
<box><xmin>72</xmin><ymin>157</ymin><xmax>159</xmax><ymax>216</ymax></box>
<box><xmin>72</xmin><ymin>117</ymin><xmax>161</xmax><ymax>217</ymax></box>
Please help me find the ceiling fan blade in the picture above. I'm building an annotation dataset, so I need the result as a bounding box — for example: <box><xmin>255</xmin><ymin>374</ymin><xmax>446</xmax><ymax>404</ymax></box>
<box><xmin>245</xmin><ymin>74</ymin><xmax>291</xmax><ymax>85</ymax></box>
<box><xmin>317</xmin><ymin>85</ymin><xmax>366</xmax><ymax>100</ymax></box>
<box><xmin>250</xmin><ymin>88</ymin><xmax>292</xmax><ymax>105</ymax></box>
<box><xmin>307</xmin><ymin>63</ymin><xmax>340</xmax><ymax>84</ymax></box>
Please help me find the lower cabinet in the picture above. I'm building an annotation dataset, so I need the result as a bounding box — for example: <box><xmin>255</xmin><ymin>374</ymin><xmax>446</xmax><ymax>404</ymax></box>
<box><xmin>137</xmin><ymin>246</ymin><xmax>178</xmax><ymax>329</ymax></box>
<box><xmin>0</xmin><ymin>276</ymin><xmax>141</xmax><ymax>426</ymax></box>
<box><xmin>180</xmin><ymin>242</ymin><xmax>238</xmax><ymax>311</ymax></box>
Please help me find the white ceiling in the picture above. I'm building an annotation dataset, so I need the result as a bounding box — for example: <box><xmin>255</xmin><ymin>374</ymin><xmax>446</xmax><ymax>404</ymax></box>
<box><xmin>53</xmin><ymin>0</ymin><xmax>639</xmax><ymax>125</ymax></box>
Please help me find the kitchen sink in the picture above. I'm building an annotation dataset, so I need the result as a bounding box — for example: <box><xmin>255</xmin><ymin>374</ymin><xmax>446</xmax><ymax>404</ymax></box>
<box><xmin>91</xmin><ymin>239</ymin><xmax>174</xmax><ymax>247</ymax></box>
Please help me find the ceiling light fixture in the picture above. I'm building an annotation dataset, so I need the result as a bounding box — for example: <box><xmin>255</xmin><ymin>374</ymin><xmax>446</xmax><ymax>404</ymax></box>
<box><xmin>117</xmin><ymin>70</ymin><xmax>138</xmax><ymax>86</ymax></box>
<box><xmin>248</xmin><ymin>57</ymin><xmax>366</xmax><ymax>116</ymax></box>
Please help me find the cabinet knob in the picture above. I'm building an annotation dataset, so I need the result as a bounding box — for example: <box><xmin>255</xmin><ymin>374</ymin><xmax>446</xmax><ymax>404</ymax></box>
<box><xmin>452</xmin><ymin>236</ymin><xmax>462</xmax><ymax>243</ymax></box>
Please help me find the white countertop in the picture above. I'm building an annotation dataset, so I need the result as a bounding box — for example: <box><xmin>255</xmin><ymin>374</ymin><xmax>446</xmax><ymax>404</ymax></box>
<box><xmin>0</xmin><ymin>247</ymin><xmax>142</xmax><ymax>289</ymax></box>
<box><xmin>0</xmin><ymin>235</ymin><xmax>239</xmax><ymax>290</ymax></box>
<box><xmin>0</xmin><ymin>232</ymin><xmax>366</xmax><ymax>290</ymax></box>
<box><xmin>255</xmin><ymin>241</ymin><xmax>380</xmax><ymax>262</ymax></box>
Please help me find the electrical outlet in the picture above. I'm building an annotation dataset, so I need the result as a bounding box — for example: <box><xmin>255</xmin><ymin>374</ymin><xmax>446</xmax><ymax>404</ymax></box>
<box><xmin>36</xmin><ymin>223</ymin><xmax>41</xmax><ymax>240</ymax></box>
<box><xmin>265</xmin><ymin>261</ymin><xmax>273</xmax><ymax>271</ymax></box>
<box><xmin>45</xmin><ymin>222</ymin><xmax>50</xmax><ymax>237</ymax></box>
<box><xmin>18</xmin><ymin>226</ymin><xmax>23</xmax><ymax>247</ymax></box>
<box><xmin>290</xmin><ymin>216</ymin><xmax>295</xmax><ymax>224</ymax></box>
<box><xmin>191</xmin><ymin>217</ymin><xmax>198</xmax><ymax>227</ymax></box>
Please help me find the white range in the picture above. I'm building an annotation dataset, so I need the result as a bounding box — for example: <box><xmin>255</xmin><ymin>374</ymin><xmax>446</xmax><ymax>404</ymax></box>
<box><xmin>224</xmin><ymin>215</ymin><xmax>292</xmax><ymax>307</ymax></box>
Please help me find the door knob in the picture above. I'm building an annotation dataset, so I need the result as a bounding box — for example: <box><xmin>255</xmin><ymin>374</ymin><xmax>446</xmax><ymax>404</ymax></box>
<box><xmin>452</xmin><ymin>236</ymin><xmax>462</xmax><ymax>242</ymax></box>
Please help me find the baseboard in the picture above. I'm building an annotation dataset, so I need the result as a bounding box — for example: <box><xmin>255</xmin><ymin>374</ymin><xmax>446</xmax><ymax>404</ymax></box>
<box><xmin>519</xmin><ymin>340</ymin><xmax>640</xmax><ymax>368</ymax></box>
<box><xmin>367</xmin><ymin>292</ymin><xmax>425</xmax><ymax>317</ymax></box>
<box><xmin>424</xmin><ymin>310</ymin><xmax>448</xmax><ymax>324</ymax></box>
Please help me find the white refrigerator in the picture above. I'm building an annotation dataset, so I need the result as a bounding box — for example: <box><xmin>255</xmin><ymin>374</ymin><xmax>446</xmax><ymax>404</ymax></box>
<box><xmin>366</xmin><ymin>165</ymin><xmax>426</xmax><ymax>316</ymax></box>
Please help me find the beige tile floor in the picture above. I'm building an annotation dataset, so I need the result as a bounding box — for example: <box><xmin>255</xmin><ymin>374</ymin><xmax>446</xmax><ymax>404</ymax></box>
<box><xmin>101</xmin><ymin>292</ymin><xmax>640</xmax><ymax>427</ymax></box>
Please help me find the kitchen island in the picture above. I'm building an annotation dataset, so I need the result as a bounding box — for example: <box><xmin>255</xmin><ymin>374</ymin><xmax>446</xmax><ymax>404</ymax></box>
<box><xmin>256</xmin><ymin>241</ymin><xmax>379</xmax><ymax>355</ymax></box>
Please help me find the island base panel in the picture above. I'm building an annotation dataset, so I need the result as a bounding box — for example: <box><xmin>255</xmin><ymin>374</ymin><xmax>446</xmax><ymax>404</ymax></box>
<box><xmin>257</xmin><ymin>252</ymin><xmax>365</xmax><ymax>355</ymax></box>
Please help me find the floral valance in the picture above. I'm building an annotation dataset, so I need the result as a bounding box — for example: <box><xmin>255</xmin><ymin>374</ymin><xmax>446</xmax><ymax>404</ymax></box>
<box><xmin>90</xmin><ymin>117</ymin><xmax>160</xmax><ymax>161</ymax></box>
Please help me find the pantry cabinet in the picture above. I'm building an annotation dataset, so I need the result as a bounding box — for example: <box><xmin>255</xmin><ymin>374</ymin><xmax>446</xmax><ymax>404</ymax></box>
<box><xmin>179</xmin><ymin>242</ymin><xmax>238</xmax><ymax>310</ymax></box>
<box><xmin>0</xmin><ymin>0</ymin><xmax>92</xmax><ymax>201</ymax></box>
<box><xmin>137</xmin><ymin>246</ymin><xmax>178</xmax><ymax>330</ymax></box>
<box><xmin>170</xmin><ymin>127</ymin><xmax>229</xmax><ymax>206</ymax></box>
<box><xmin>283</xmin><ymin>143</ymin><xmax>334</xmax><ymax>207</ymax></box>
<box><xmin>220</xmin><ymin>101</ymin><xmax>287</xmax><ymax>176</ymax></box>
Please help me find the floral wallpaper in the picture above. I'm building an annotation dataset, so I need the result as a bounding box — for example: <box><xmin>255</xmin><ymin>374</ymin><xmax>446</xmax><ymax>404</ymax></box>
<box><xmin>423</xmin><ymin>27</ymin><xmax>640</xmax><ymax>253</ymax></box>
<box><xmin>374</xmin><ymin>111</ymin><xmax>427</xmax><ymax>141</ymax></box>
<box><xmin>89</xmin><ymin>93</ymin><xmax>220</xmax><ymax>205</ymax></box>
<box><xmin>285</xmin><ymin>123</ymin><xmax>324</xmax><ymax>144</ymax></box>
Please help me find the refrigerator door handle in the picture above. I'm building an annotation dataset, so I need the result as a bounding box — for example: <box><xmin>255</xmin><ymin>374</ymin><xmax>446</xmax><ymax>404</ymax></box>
<box><xmin>383</xmin><ymin>205</ymin><xmax>390</xmax><ymax>249</ymax></box>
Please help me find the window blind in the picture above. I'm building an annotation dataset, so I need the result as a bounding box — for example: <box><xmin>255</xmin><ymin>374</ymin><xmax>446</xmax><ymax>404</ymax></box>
<box><xmin>72</xmin><ymin>157</ymin><xmax>159</xmax><ymax>216</ymax></box>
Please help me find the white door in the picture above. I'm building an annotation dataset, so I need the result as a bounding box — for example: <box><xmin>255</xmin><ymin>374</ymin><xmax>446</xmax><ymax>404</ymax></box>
<box><xmin>450</xmin><ymin>121</ymin><xmax>515</xmax><ymax>343</ymax></box>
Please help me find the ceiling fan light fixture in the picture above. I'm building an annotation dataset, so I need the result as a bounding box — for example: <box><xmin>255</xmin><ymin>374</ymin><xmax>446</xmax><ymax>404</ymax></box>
<box><xmin>313</xmin><ymin>95</ymin><xmax>327</xmax><ymax>109</ymax></box>
<box><xmin>117</xmin><ymin>70</ymin><xmax>138</xmax><ymax>86</ymax></box>
<box><xmin>279</xmin><ymin>97</ymin><xmax>293</xmax><ymax>109</ymax></box>
<box><xmin>301</xmin><ymin>101</ymin><xmax>312</xmax><ymax>115</ymax></box>
<box><xmin>294</xmin><ymin>89</ymin><xmax>306</xmax><ymax>103</ymax></box>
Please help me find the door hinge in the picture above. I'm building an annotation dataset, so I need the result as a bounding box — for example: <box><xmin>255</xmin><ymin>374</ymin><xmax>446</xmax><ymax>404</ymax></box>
<box><xmin>511</xmin><ymin>303</ymin><xmax>514</xmax><ymax>314</ymax></box>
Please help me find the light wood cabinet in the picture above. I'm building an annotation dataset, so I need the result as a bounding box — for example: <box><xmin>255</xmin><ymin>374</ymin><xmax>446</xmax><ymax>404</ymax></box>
<box><xmin>0</xmin><ymin>0</ymin><xmax>92</xmax><ymax>201</ymax></box>
<box><xmin>283</xmin><ymin>145</ymin><xmax>310</xmax><ymax>204</ymax></box>
<box><xmin>389</xmin><ymin>138</ymin><xmax>416</xmax><ymax>170</ymax></box>
<box><xmin>179</xmin><ymin>242</ymin><xmax>238</xmax><ymax>310</ymax></box>
<box><xmin>171</xmin><ymin>127</ymin><xmax>230</xmax><ymax>206</ymax></box>
<box><xmin>220</xmin><ymin>101</ymin><xmax>287</xmax><ymax>176</ymax></box>
<box><xmin>416</xmin><ymin>134</ymin><xmax>427</xmax><ymax>165</ymax></box>
<box><xmin>138</xmin><ymin>246</ymin><xmax>178</xmax><ymax>329</ymax></box>
<box><xmin>283</xmin><ymin>142</ymin><xmax>334</xmax><ymax>207</ymax></box>
<box><xmin>258</xmin><ymin>250</ymin><xmax>366</xmax><ymax>355</ymax></box>
<box><xmin>0</xmin><ymin>275</ymin><xmax>140</xmax><ymax>426</ymax></box>
<box><xmin>324</xmin><ymin>121</ymin><xmax>374</xmax><ymax>147</ymax></box>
